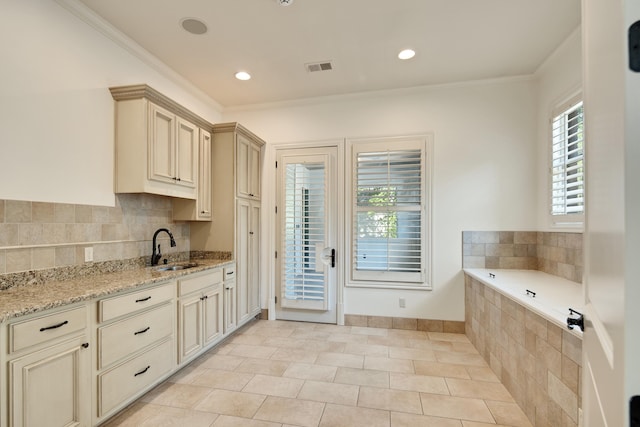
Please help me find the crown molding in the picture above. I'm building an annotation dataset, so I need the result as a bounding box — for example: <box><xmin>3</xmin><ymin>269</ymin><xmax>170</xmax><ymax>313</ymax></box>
<box><xmin>54</xmin><ymin>0</ymin><xmax>223</xmax><ymax>113</ymax></box>
<box><xmin>212</xmin><ymin>122</ymin><xmax>266</xmax><ymax>146</ymax></box>
<box><xmin>110</xmin><ymin>84</ymin><xmax>214</xmax><ymax>130</ymax></box>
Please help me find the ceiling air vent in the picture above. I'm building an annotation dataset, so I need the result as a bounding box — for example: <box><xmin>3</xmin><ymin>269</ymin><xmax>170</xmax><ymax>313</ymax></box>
<box><xmin>306</xmin><ymin>61</ymin><xmax>333</xmax><ymax>73</ymax></box>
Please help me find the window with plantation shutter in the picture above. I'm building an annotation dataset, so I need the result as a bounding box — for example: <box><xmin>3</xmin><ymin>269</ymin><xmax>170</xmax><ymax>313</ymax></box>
<box><xmin>550</xmin><ymin>98</ymin><xmax>585</xmax><ymax>225</ymax></box>
<box><xmin>348</xmin><ymin>137</ymin><xmax>431</xmax><ymax>286</ymax></box>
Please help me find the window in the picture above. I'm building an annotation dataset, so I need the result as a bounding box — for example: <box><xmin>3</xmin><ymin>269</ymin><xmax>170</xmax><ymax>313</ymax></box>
<box><xmin>348</xmin><ymin>137</ymin><xmax>431</xmax><ymax>287</ymax></box>
<box><xmin>550</xmin><ymin>97</ymin><xmax>585</xmax><ymax>225</ymax></box>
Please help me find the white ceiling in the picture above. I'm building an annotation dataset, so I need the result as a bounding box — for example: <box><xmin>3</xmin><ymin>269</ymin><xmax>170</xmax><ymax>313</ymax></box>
<box><xmin>76</xmin><ymin>0</ymin><xmax>581</xmax><ymax>108</ymax></box>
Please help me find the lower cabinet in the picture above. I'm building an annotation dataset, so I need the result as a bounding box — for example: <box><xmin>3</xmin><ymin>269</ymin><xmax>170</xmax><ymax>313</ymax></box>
<box><xmin>223</xmin><ymin>264</ymin><xmax>237</xmax><ymax>333</ymax></box>
<box><xmin>9</xmin><ymin>335</ymin><xmax>91</xmax><ymax>427</ymax></box>
<box><xmin>177</xmin><ymin>270</ymin><xmax>224</xmax><ymax>364</ymax></box>
<box><xmin>4</xmin><ymin>304</ymin><xmax>91</xmax><ymax>427</ymax></box>
<box><xmin>95</xmin><ymin>281</ymin><xmax>176</xmax><ymax>422</ymax></box>
<box><xmin>0</xmin><ymin>264</ymin><xmax>240</xmax><ymax>427</ymax></box>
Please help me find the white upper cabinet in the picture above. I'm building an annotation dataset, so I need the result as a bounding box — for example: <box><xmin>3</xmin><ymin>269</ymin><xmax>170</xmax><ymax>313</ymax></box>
<box><xmin>236</xmin><ymin>132</ymin><xmax>262</xmax><ymax>200</ymax></box>
<box><xmin>110</xmin><ymin>85</ymin><xmax>211</xmax><ymax>200</ymax></box>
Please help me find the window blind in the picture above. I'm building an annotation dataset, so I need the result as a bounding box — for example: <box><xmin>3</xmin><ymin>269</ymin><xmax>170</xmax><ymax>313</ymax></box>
<box><xmin>283</xmin><ymin>163</ymin><xmax>326</xmax><ymax>302</ymax></box>
<box><xmin>353</xmin><ymin>149</ymin><xmax>424</xmax><ymax>283</ymax></box>
<box><xmin>551</xmin><ymin>102</ymin><xmax>584</xmax><ymax>216</ymax></box>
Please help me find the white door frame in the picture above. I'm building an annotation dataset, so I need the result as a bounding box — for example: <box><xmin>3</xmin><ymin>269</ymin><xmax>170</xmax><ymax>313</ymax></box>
<box><xmin>264</xmin><ymin>139</ymin><xmax>345</xmax><ymax>324</ymax></box>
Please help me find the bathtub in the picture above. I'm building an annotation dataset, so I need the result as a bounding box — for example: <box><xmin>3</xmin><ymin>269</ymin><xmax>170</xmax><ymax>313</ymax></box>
<box><xmin>464</xmin><ymin>268</ymin><xmax>584</xmax><ymax>339</ymax></box>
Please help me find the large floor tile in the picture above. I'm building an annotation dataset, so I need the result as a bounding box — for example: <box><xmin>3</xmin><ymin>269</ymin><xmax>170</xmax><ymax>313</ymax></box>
<box><xmin>334</xmin><ymin>367</ymin><xmax>390</xmax><ymax>388</ymax></box>
<box><xmin>351</xmin><ymin>326</ymin><xmax>389</xmax><ymax>336</ymax></box>
<box><xmin>358</xmin><ymin>386</ymin><xmax>422</xmax><ymax>414</ymax></box>
<box><xmin>485</xmin><ymin>400</ymin><xmax>533</xmax><ymax>427</ymax></box>
<box><xmin>228</xmin><ymin>344</ymin><xmax>279</xmax><ymax>359</ymax></box>
<box><xmin>140</xmin><ymin>382</ymin><xmax>212</xmax><ymax>408</ymax></box>
<box><xmin>364</xmin><ymin>356</ymin><xmax>415</xmax><ymax>373</ymax></box>
<box><xmin>234</xmin><ymin>357</ymin><xmax>290</xmax><ymax>376</ymax></box>
<box><xmin>212</xmin><ymin>415</ymin><xmax>281</xmax><ymax>427</ymax></box>
<box><xmin>388</xmin><ymin>346</ymin><xmax>437</xmax><ymax>362</ymax></box>
<box><xmin>190</xmin><ymin>368</ymin><xmax>254</xmax><ymax>391</ymax></box>
<box><xmin>344</xmin><ymin>342</ymin><xmax>389</xmax><ymax>356</ymax></box>
<box><xmin>465</xmin><ymin>366</ymin><xmax>501</xmax><ymax>382</ymax></box>
<box><xmin>253</xmin><ymin>396</ymin><xmax>325</xmax><ymax>427</ymax></box>
<box><xmin>297</xmin><ymin>380</ymin><xmax>360</xmax><ymax>405</ymax></box>
<box><xmin>102</xmin><ymin>403</ymin><xmax>219</xmax><ymax>427</ymax></box>
<box><xmin>270</xmin><ymin>347</ymin><xmax>319</xmax><ymax>363</ymax></box>
<box><xmin>194</xmin><ymin>389</ymin><xmax>266</xmax><ymax>418</ymax></box>
<box><xmin>435</xmin><ymin>351</ymin><xmax>487</xmax><ymax>367</ymax></box>
<box><xmin>319</xmin><ymin>404</ymin><xmax>391</xmax><ymax>427</ymax></box>
<box><xmin>316</xmin><ymin>351</ymin><xmax>364</xmax><ymax>368</ymax></box>
<box><xmin>242</xmin><ymin>374</ymin><xmax>304</xmax><ymax>398</ymax></box>
<box><xmin>428</xmin><ymin>332</ymin><xmax>472</xmax><ymax>343</ymax></box>
<box><xmin>282</xmin><ymin>362</ymin><xmax>338</xmax><ymax>381</ymax></box>
<box><xmin>420</xmin><ymin>393</ymin><xmax>495</xmax><ymax>423</ymax></box>
<box><xmin>390</xmin><ymin>412</ymin><xmax>463</xmax><ymax>427</ymax></box>
<box><xmin>389</xmin><ymin>372</ymin><xmax>449</xmax><ymax>395</ymax></box>
<box><xmin>413</xmin><ymin>360</ymin><xmax>471</xmax><ymax>379</ymax></box>
<box><xmin>197</xmin><ymin>354</ymin><xmax>245</xmax><ymax>371</ymax></box>
<box><xmin>445</xmin><ymin>378</ymin><xmax>514</xmax><ymax>402</ymax></box>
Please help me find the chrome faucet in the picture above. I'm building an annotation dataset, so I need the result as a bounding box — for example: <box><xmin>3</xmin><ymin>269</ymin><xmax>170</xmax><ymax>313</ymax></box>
<box><xmin>151</xmin><ymin>228</ymin><xmax>176</xmax><ymax>266</ymax></box>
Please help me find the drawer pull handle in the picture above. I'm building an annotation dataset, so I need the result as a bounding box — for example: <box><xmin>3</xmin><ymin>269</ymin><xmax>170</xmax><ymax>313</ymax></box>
<box><xmin>40</xmin><ymin>320</ymin><xmax>68</xmax><ymax>332</ymax></box>
<box><xmin>134</xmin><ymin>327</ymin><xmax>150</xmax><ymax>335</ymax></box>
<box><xmin>135</xmin><ymin>296</ymin><xmax>152</xmax><ymax>303</ymax></box>
<box><xmin>134</xmin><ymin>366</ymin><xmax>151</xmax><ymax>377</ymax></box>
<box><xmin>226</xmin><ymin>271</ymin><xmax>234</xmax><ymax>276</ymax></box>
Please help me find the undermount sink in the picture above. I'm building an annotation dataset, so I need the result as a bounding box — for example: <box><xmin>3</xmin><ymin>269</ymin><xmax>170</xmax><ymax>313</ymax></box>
<box><xmin>155</xmin><ymin>263</ymin><xmax>199</xmax><ymax>272</ymax></box>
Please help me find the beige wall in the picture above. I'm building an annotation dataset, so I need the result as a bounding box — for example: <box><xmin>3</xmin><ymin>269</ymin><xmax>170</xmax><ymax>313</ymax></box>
<box><xmin>0</xmin><ymin>0</ymin><xmax>222</xmax><ymax>207</ymax></box>
<box><xmin>534</xmin><ymin>29</ymin><xmax>583</xmax><ymax>231</ymax></box>
<box><xmin>224</xmin><ymin>77</ymin><xmax>539</xmax><ymax>321</ymax></box>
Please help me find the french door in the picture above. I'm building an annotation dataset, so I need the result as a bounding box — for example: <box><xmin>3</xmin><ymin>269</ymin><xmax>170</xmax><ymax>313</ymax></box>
<box><xmin>275</xmin><ymin>147</ymin><xmax>338</xmax><ymax>323</ymax></box>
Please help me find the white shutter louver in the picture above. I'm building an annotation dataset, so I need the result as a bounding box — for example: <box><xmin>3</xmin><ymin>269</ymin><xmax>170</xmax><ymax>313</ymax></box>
<box><xmin>551</xmin><ymin>102</ymin><xmax>585</xmax><ymax>217</ymax></box>
<box><xmin>353</xmin><ymin>148</ymin><xmax>425</xmax><ymax>283</ymax></box>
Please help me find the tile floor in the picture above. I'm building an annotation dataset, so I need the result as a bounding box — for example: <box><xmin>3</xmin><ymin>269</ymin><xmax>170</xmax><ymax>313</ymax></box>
<box><xmin>104</xmin><ymin>320</ymin><xmax>532</xmax><ymax>427</ymax></box>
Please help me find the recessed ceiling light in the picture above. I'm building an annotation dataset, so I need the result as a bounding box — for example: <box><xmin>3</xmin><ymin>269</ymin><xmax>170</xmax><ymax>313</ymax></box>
<box><xmin>180</xmin><ymin>18</ymin><xmax>208</xmax><ymax>35</ymax></box>
<box><xmin>235</xmin><ymin>71</ymin><xmax>251</xmax><ymax>81</ymax></box>
<box><xmin>275</xmin><ymin>0</ymin><xmax>294</xmax><ymax>5</ymax></box>
<box><xmin>398</xmin><ymin>49</ymin><xmax>416</xmax><ymax>60</ymax></box>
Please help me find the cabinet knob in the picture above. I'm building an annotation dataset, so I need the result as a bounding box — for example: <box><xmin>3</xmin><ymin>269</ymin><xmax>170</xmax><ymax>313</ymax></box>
<box><xmin>81</xmin><ymin>342</ymin><xmax>89</xmax><ymax>349</ymax></box>
<box><xmin>249</xmin><ymin>231</ymin><xmax>254</xmax><ymax>235</ymax></box>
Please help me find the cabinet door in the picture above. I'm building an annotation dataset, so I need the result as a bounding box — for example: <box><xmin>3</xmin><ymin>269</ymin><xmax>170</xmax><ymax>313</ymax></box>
<box><xmin>249</xmin><ymin>202</ymin><xmax>261</xmax><ymax>316</ymax></box>
<box><xmin>197</xmin><ymin>129</ymin><xmax>212</xmax><ymax>220</ymax></box>
<box><xmin>9</xmin><ymin>336</ymin><xmax>90</xmax><ymax>427</ymax></box>
<box><xmin>236</xmin><ymin>133</ymin><xmax>251</xmax><ymax>198</ymax></box>
<box><xmin>248</xmin><ymin>141</ymin><xmax>261</xmax><ymax>200</ymax></box>
<box><xmin>224</xmin><ymin>280</ymin><xmax>237</xmax><ymax>333</ymax></box>
<box><xmin>178</xmin><ymin>294</ymin><xmax>202</xmax><ymax>363</ymax></box>
<box><xmin>236</xmin><ymin>199</ymin><xmax>251</xmax><ymax>325</ymax></box>
<box><xmin>148</xmin><ymin>103</ymin><xmax>176</xmax><ymax>184</ymax></box>
<box><xmin>175</xmin><ymin>117</ymin><xmax>198</xmax><ymax>188</ymax></box>
<box><xmin>203</xmin><ymin>285</ymin><xmax>223</xmax><ymax>345</ymax></box>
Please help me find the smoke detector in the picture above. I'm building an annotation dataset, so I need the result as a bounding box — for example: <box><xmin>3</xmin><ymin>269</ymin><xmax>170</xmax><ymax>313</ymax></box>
<box><xmin>275</xmin><ymin>0</ymin><xmax>294</xmax><ymax>6</ymax></box>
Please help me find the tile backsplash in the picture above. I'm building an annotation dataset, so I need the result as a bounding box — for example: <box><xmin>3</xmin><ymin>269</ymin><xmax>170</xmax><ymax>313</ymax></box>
<box><xmin>0</xmin><ymin>194</ymin><xmax>190</xmax><ymax>275</ymax></box>
<box><xmin>463</xmin><ymin>231</ymin><xmax>583</xmax><ymax>283</ymax></box>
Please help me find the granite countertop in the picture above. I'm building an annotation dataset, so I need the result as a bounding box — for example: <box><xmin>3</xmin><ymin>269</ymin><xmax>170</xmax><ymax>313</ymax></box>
<box><xmin>0</xmin><ymin>259</ymin><xmax>233</xmax><ymax>323</ymax></box>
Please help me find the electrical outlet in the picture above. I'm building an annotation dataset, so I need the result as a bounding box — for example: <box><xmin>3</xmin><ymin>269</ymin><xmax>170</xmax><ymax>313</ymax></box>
<box><xmin>399</xmin><ymin>298</ymin><xmax>406</xmax><ymax>308</ymax></box>
<box><xmin>84</xmin><ymin>247</ymin><xmax>93</xmax><ymax>262</ymax></box>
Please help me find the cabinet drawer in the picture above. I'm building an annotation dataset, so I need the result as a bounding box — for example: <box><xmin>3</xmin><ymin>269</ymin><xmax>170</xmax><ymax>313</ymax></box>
<box><xmin>223</xmin><ymin>264</ymin><xmax>236</xmax><ymax>281</ymax></box>
<box><xmin>178</xmin><ymin>269</ymin><xmax>222</xmax><ymax>296</ymax></box>
<box><xmin>99</xmin><ymin>303</ymin><xmax>173</xmax><ymax>369</ymax></box>
<box><xmin>9</xmin><ymin>306</ymin><xmax>87</xmax><ymax>354</ymax></box>
<box><xmin>99</xmin><ymin>282</ymin><xmax>174</xmax><ymax>322</ymax></box>
<box><xmin>99</xmin><ymin>338</ymin><xmax>174</xmax><ymax>417</ymax></box>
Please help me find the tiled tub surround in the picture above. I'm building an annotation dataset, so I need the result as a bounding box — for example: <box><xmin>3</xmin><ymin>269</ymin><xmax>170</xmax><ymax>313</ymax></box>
<box><xmin>462</xmin><ymin>231</ymin><xmax>583</xmax><ymax>283</ymax></box>
<box><xmin>0</xmin><ymin>194</ymin><xmax>190</xmax><ymax>275</ymax></box>
<box><xmin>465</xmin><ymin>270</ymin><xmax>583</xmax><ymax>427</ymax></box>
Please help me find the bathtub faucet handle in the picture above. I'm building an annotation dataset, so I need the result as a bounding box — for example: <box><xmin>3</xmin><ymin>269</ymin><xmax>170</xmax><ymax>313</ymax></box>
<box><xmin>488</xmin><ymin>273</ymin><xmax>495</xmax><ymax>278</ymax></box>
<box><xmin>566</xmin><ymin>308</ymin><xmax>584</xmax><ymax>332</ymax></box>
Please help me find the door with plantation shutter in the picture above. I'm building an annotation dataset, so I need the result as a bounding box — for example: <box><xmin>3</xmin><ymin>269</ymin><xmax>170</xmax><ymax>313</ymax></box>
<box><xmin>275</xmin><ymin>147</ymin><xmax>337</xmax><ymax>323</ymax></box>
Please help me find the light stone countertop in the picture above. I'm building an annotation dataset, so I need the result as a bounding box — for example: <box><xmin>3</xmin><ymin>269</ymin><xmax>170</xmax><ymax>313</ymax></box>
<box><xmin>0</xmin><ymin>259</ymin><xmax>232</xmax><ymax>323</ymax></box>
